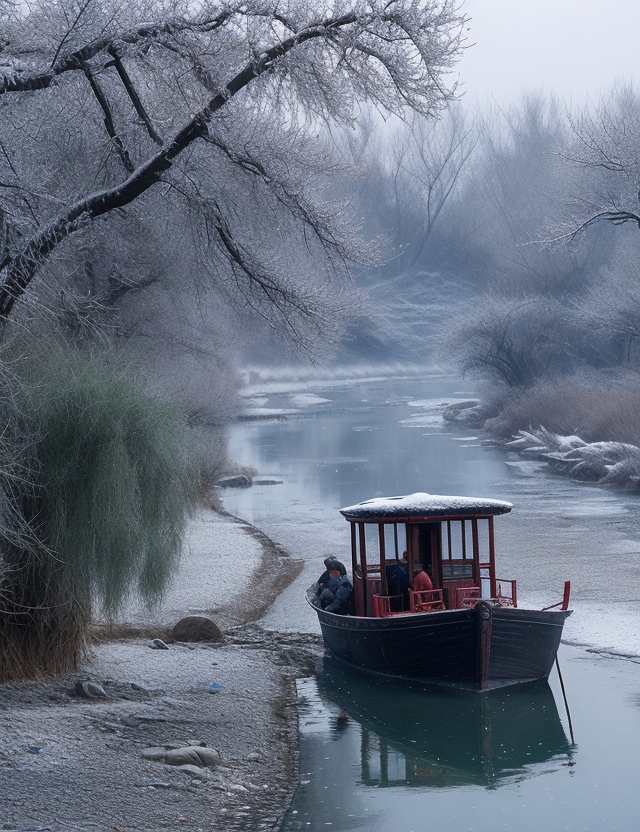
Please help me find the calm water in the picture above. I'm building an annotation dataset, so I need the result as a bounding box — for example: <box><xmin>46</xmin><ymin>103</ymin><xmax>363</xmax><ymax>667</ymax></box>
<box><xmin>283</xmin><ymin>646</ymin><xmax>640</xmax><ymax>832</ymax></box>
<box><xmin>222</xmin><ymin>372</ymin><xmax>640</xmax><ymax>831</ymax></box>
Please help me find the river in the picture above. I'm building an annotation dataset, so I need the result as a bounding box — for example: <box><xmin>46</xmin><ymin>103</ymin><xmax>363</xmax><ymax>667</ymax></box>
<box><xmin>222</xmin><ymin>370</ymin><xmax>640</xmax><ymax>832</ymax></box>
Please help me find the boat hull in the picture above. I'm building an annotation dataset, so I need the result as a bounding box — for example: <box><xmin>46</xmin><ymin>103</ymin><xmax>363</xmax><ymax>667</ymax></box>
<box><xmin>309</xmin><ymin>591</ymin><xmax>571</xmax><ymax>690</ymax></box>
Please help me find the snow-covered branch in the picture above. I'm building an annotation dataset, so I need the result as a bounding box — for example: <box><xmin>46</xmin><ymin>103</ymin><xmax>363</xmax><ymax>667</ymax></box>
<box><xmin>542</xmin><ymin>84</ymin><xmax>640</xmax><ymax>247</ymax></box>
<box><xmin>0</xmin><ymin>0</ymin><xmax>465</xmax><ymax>351</ymax></box>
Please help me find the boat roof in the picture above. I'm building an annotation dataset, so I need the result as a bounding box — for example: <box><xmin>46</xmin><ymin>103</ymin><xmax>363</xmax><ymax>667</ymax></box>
<box><xmin>340</xmin><ymin>492</ymin><xmax>513</xmax><ymax>522</ymax></box>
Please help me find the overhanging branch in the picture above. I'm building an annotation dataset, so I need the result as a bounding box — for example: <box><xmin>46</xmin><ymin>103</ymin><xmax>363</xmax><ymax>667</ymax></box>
<box><xmin>0</xmin><ymin>13</ymin><xmax>236</xmax><ymax>95</ymax></box>
<box><xmin>107</xmin><ymin>47</ymin><xmax>163</xmax><ymax>146</ymax></box>
<box><xmin>0</xmin><ymin>12</ymin><xmax>359</xmax><ymax>319</ymax></box>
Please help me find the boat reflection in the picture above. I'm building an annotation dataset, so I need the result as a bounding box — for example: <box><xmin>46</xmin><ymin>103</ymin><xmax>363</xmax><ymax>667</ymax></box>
<box><xmin>315</xmin><ymin>657</ymin><xmax>574</xmax><ymax>789</ymax></box>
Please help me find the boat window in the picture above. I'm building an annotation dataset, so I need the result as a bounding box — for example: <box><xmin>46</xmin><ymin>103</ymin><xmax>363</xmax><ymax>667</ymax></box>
<box><xmin>464</xmin><ymin>520</ymin><xmax>473</xmax><ymax>558</ymax></box>
<box><xmin>442</xmin><ymin>562</ymin><xmax>474</xmax><ymax>579</ymax></box>
<box><xmin>358</xmin><ymin>523</ymin><xmax>408</xmax><ymax>564</ymax></box>
<box><xmin>364</xmin><ymin>524</ymin><xmax>380</xmax><ymax>562</ymax></box>
<box><xmin>479</xmin><ymin>566</ymin><xmax>491</xmax><ymax>598</ymax></box>
<box><xmin>383</xmin><ymin>524</ymin><xmax>395</xmax><ymax>560</ymax></box>
<box><xmin>450</xmin><ymin>521</ymin><xmax>463</xmax><ymax>558</ymax></box>
<box><xmin>476</xmin><ymin>518</ymin><xmax>490</xmax><ymax>562</ymax></box>
<box><xmin>442</xmin><ymin>520</ymin><xmax>473</xmax><ymax>560</ymax></box>
<box><xmin>441</xmin><ymin>520</ymin><xmax>475</xmax><ymax>580</ymax></box>
<box><xmin>398</xmin><ymin>523</ymin><xmax>407</xmax><ymax>556</ymax></box>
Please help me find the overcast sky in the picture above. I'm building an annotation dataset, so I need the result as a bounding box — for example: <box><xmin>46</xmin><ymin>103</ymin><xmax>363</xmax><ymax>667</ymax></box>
<box><xmin>455</xmin><ymin>0</ymin><xmax>640</xmax><ymax>106</ymax></box>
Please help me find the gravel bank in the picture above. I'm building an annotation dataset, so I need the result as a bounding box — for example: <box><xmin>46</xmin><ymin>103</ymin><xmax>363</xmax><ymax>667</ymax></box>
<box><xmin>0</xmin><ymin>510</ymin><xmax>316</xmax><ymax>832</ymax></box>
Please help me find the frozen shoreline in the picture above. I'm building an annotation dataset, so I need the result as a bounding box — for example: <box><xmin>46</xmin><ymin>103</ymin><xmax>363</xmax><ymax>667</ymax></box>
<box><xmin>107</xmin><ymin>508</ymin><xmax>303</xmax><ymax>633</ymax></box>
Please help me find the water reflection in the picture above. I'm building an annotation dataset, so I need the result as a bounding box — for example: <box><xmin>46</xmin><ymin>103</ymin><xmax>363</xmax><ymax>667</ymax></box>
<box><xmin>315</xmin><ymin>659</ymin><xmax>573</xmax><ymax>790</ymax></box>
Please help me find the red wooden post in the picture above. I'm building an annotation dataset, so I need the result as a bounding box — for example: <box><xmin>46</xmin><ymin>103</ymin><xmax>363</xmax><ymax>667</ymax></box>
<box><xmin>350</xmin><ymin>521</ymin><xmax>364</xmax><ymax>616</ymax></box>
<box><xmin>561</xmin><ymin>580</ymin><xmax>571</xmax><ymax>610</ymax></box>
<box><xmin>471</xmin><ymin>518</ymin><xmax>480</xmax><ymax>587</ymax></box>
<box><xmin>359</xmin><ymin>522</ymin><xmax>368</xmax><ymax>617</ymax></box>
<box><xmin>488</xmin><ymin>516</ymin><xmax>496</xmax><ymax>599</ymax></box>
<box><xmin>378</xmin><ymin>523</ymin><xmax>389</xmax><ymax>595</ymax></box>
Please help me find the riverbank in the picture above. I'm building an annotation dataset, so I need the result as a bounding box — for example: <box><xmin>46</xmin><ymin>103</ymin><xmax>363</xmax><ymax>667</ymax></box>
<box><xmin>0</xmin><ymin>509</ymin><xmax>316</xmax><ymax>832</ymax></box>
<box><xmin>444</xmin><ymin>398</ymin><xmax>640</xmax><ymax>492</ymax></box>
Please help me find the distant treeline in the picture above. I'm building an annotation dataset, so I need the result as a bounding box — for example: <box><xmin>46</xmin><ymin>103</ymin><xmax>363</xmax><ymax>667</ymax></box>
<box><xmin>346</xmin><ymin>88</ymin><xmax>640</xmax><ymax>442</ymax></box>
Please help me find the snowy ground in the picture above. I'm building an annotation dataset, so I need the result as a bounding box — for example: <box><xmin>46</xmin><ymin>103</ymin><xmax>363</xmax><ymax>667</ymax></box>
<box><xmin>114</xmin><ymin>510</ymin><xmax>263</xmax><ymax>629</ymax></box>
<box><xmin>0</xmin><ymin>510</ymin><xmax>313</xmax><ymax>832</ymax></box>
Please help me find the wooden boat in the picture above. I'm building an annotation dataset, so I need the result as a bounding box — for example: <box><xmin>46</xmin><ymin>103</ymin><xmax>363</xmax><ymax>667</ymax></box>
<box><xmin>307</xmin><ymin>493</ymin><xmax>572</xmax><ymax>691</ymax></box>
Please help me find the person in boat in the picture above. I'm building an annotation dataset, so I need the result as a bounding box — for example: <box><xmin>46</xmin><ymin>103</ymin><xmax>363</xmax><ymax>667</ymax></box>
<box><xmin>385</xmin><ymin>551</ymin><xmax>410</xmax><ymax>608</ymax></box>
<box><xmin>316</xmin><ymin>555</ymin><xmax>347</xmax><ymax>606</ymax></box>
<box><xmin>388</xmin><ymin>552</ymin><xmax>409</xmax><ymax>594</ymax></box>
<box><xmin>318</xmin><ymin>565</ymin><xmax>354</xmax><ymax>615</ymax></box>
<box><xmin>413</xmin><ymin>566</ymin><xmax>434</xmax><ymax>592</ymax></box>
<box><xmin>317</xmin><ymin>557</ymin><xmax>347</xmax><ymax>590</ymax></box>
<box><xmin>314</xmin><ymin>558</ymin><xmax>348</xmax><ymax>606</ymax></box>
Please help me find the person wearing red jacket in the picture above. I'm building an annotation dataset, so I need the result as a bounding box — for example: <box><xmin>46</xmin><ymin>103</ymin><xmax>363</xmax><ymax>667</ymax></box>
<box><xmin>413</xmin><ymin>567</ymin><xmax>433</xmax><ymax>592</ymax></box>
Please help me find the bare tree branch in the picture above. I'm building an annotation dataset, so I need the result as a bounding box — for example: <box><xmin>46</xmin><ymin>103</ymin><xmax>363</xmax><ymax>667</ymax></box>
<box><xmin>106</xmin><ymin>46</ymin><xmax>163</xmax><ymax>146</ymax></box>
<box><xmin>81</xmin><ymin>61</ymin><xmax>134</xmax><ymax>173</ymax></box>
<box><xmin>0</xmin><ymin>4</ymin><xmax>463</xmax><ymax>320</ymax></box>
<box><xmin>0</xmin><ymin>12</ymin><xmax>237</xmax><ymax>94</ymax></box>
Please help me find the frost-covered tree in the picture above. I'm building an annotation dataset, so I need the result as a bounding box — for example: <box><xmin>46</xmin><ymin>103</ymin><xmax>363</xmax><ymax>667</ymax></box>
<box><xmin>538</xmin><ymin>84</ymin><xmax>640</xmax><ymax>365</ymax></box>
<box><xmin>353</xmin><ymin>104</ymin><xmax>476</xmax><ymax>276</ymax></box>
<box><xmin>463</xmin><ymin>95</ymin><xmax>606</xmax><ymax>297</ymax></box>
<box><xmin>572</xmin><ymin>232</ymin><xmax>640</xmax><ymax>365</ymax></box>
<box><xmin>0</xmin><ymin>0</ymin><xmax>466</xmax><ymax>352</ymax></box>
<box><xmin>443</xmin><ymin>296</ymin><xmax>588</xmax><ymax>389</ymax></box>
<box><xmin>0</xmin><ymin>1</ymin><xmax>467</xmax><ymax>679</ymax></box>
<box><xmin>547</xmin><ymin>83</ymin><xmax>640</xmax><ymax>245</ymax></box>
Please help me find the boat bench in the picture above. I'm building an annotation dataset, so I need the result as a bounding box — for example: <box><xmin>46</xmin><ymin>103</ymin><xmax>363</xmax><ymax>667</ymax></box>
<box><xmin>455</xmin><ymin>585</ymin><xmax>518</xmax><ymax>608</ymax></box>
<box><xmin>372</xmin><ymin>589</ymin><xmax>445</xmax><ymax>617</ymax></box>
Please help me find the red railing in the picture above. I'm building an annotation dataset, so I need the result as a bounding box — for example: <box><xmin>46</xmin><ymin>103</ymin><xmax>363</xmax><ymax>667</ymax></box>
<box><xmin>409</xmin><ymin>588</ymin><xmax>445</xmax><ymax>612</ymax></box>
<box><xmin>372</xmin><ymin>594</ymin><xmax>395</xmax><ymax>617</ymax></box>
<box><xmin>541</xmin><ymin>580</ymin><xmax>571</xmax><ymax>611</ymax></box>
<box><xmin>373</xmin><ymin>590</ymin><xmax>445</xmax><ymax>616</ymax></box>
<box><xmin>494</xmin><ymin>578</ymin><xmax>517</xmax><ymax>607</ymax></box>
<box><xmin>455</xmin><ymin>586</ymin><xmax>481</xmax><ymax>608</ymax></box>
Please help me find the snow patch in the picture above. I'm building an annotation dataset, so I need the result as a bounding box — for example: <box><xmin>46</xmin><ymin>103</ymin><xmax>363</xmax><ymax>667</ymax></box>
<box><xmin>289</xmin><ymin>393</ymin><xmax>331</xmax><ymax>407</ymax></box>
<box><xmin>341</xmin><ymin>492</ymin><xmax>513</xmax><ymax>519</ymax></box>
<box><xmin>240</xmin><ymin>407</ymin><xmax>298</xmax><ymax>418</ymax></box>
<box><xmin>508</xmin><ymin>427</ymin><xmax>640</xmax><ymax>490</ymax></box>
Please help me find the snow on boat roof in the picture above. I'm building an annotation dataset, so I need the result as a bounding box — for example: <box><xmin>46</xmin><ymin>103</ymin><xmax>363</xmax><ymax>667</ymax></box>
<box><xmin>340</xmin><ymin>493</ymin><xmax>513</xmax><ymax>521</ymax></box>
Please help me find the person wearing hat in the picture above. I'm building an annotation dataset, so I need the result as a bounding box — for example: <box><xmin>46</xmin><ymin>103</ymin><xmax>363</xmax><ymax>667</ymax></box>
<box><xmin>317</xmin><ymin>557</ymin><xmax>347</xmax><ymax>590</ymax></box>
<box><xmin>314</xmin><ymin>557</ymin><xmax>352</xmax><ymax>613</ymax></box>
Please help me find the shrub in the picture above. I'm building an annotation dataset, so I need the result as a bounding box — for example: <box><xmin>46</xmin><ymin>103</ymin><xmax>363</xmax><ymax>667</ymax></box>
<box><xmin>485</xmin><ymin>373</ymin><xmax>640</xmax><ymax>445</ymax></box>
<box><xmin>0</xmin><ymin>346</ymin><xmax>195</xmax><ymax>680</ymax></box>
<box><xmin>441</xmin><ymin>297</ymin><xmax>584</xmax><ymax>388</ymax></box>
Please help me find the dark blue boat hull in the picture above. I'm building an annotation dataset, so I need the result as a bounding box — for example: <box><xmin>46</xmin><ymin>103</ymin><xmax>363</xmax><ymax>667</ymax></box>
<box><xmin>308</xmin><ymin>590</ymin><xmax>571</xmax><ymax>690</ymax></box>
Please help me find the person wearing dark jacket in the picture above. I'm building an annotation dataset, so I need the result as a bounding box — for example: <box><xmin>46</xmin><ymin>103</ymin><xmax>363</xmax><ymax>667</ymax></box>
<box><xmin>386</xmin><ymin>551</ymin><xmax>410</xmax><ymax>597</ymax></box>
<box><xmin>316</xmin><ymin>557</ymin><xmax>347</xmax><ymax>592</ymax></box>
<box><xmin>323</xmin><ymin>571</ymin><xmax>354</xmax><ymax>615</ymax></box>
<box><xmin>316</xmin><ymin>562</ymin><xmax>353</xmax><ymax>614</ymax></box>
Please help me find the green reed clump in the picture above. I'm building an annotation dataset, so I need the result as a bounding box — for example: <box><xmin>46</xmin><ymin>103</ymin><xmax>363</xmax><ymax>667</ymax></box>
<box><xmin>0</xmin><ymin>347</ymin><xmax>195</xmax><ymax>680</ymax></box>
